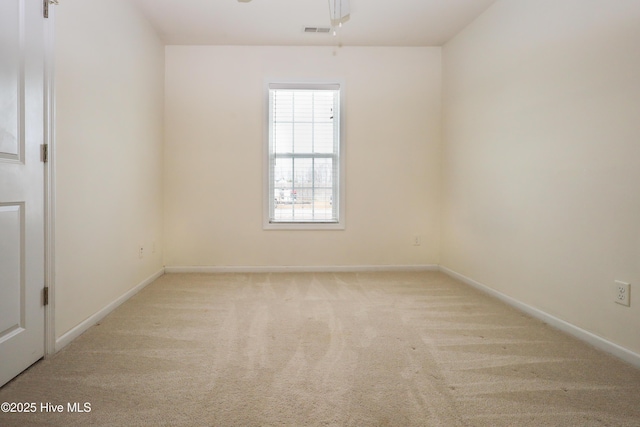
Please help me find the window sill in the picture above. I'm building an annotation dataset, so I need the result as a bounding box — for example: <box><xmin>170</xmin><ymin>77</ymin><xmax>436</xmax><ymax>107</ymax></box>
<box><xmin>263</xmin><ymin>221</ymin><xmax>345</xmax><ymax>231</ymax></box>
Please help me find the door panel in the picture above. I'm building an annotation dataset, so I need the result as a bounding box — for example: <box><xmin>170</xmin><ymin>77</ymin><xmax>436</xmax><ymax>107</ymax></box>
<box><xmin>0</xmin><ymin>0</ymin><xmax>45</xmax><ymax>388</ymax></box>
<box><xmin>0</xmin><ymin>204</ymin><xmax>23</xmax><ymax>339</ymax></box>
<box><xmin>0</xmin><ymin>0</ymin><xmax>20</xmax><ymax>160</ymax></box>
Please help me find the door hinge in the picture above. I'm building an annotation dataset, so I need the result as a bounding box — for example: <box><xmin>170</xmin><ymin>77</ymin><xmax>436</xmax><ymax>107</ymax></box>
<box><xmin>44</xmin><ymin>0</ymin><xmax>58</xmax><ymax>19</ymax></box>
<box><xmin>43</xmin><ymin>287</ymin><xmax>49</xmax><ymax>306</ymax></box>
<box><xmin>41</xmin><ymin>144</ymin><xmax>48</xmax><ymax>163</ymax></box>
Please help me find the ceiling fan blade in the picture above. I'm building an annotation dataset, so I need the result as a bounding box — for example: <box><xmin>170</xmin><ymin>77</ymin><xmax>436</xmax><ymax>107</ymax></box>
<box><xmin>328</xmin><ymin>0</ymin><xmax>350</xmax><ymax>21</ymax></box>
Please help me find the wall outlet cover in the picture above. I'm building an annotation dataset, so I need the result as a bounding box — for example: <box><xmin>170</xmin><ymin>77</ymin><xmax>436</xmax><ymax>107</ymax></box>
<box><xmin>614</xmin><ymin>280</ymin><xmax>630</xmax><ymax>307</ymax></box>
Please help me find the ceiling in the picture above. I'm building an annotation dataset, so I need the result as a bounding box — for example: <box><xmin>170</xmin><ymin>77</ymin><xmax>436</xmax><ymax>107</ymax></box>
<box><xmin>129</xmin><ymin>0</ymin><xmax>497</xmax><ymax>47</ymax></box>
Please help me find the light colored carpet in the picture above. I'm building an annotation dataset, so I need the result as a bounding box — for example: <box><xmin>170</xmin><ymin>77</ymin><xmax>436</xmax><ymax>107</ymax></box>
<box><xmin>1</xmin><ymin>271</ymin><xmax>639</xmax><ymax>426</ymax></box>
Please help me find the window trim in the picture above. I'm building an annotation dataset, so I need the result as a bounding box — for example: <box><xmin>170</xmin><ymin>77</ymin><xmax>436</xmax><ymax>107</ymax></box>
<box><xmin>263</xmin><ymin>80</ymin><xmax>346</xmax><ymax>230</ymax></box>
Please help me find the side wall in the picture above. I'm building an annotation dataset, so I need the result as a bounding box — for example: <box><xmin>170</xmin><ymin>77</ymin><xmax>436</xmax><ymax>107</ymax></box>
<box><xmin>55</xmin><ymin>0</ymin><xmax>164</xmax><ymax>339</ymax></box>
<box><xmin>442</xmin><ymin>0</ymin><xmax>640</xmax><ymax>354</ymax></box>
<box><xmin>164</xmin><ymin>46</ymin><xmax>441</xmax><ymax>268</ymax></box>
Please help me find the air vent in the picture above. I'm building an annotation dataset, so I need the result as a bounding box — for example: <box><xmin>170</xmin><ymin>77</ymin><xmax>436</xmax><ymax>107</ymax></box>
<box><xmin>304</xmin><ymin>27</ymin><xmax>331</xmax><ymax>33</ymax></box>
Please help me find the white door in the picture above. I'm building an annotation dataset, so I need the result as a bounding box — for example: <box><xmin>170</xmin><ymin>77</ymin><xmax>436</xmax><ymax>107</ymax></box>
<box><xmin>0</xmin><ymin>0</ymin><xmax>46</xmax><ymax>388</ymax></box>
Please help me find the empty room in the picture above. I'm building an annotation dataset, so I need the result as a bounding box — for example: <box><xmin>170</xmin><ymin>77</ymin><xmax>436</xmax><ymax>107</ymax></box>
<box><xmin>1</xmin><ymin>0</ymin><xmax>639</xmax><ymax>425</ymax></box>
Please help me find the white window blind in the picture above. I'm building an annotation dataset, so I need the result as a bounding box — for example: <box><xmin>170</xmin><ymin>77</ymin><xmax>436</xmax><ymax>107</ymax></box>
<box><xmin>268</xmin><ymin>84</ymin><xmax>341</xmax><ymax>224</ymax></box>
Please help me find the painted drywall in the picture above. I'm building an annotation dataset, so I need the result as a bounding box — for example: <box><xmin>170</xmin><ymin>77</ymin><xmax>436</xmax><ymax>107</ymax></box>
<box><xmin>442</xmin><ymin>0</ymin><xmax>640</xmax><ymax>354</ymax></box>
<box><xmin>54</xmin><ymin>0</ymin><xmax>164</xmax><ymax>338</ymax></box>
<box><xmin>164</xmin><ymin>46</ymin><xmax>441</xmax><ymax>268</ymax></box>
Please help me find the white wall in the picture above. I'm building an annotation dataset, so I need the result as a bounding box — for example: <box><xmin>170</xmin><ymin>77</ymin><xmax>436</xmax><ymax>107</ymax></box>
<box><xmin>164</xmin><ymin>46</ymin><xmax>441</xmax><ymax>268</ymax></box>
<box><xmin>442</xmin><ymin>0</ymin><xmax>640</xmax><ymax>354</ymax></box>
<box><xmin>55</xmin><ymin>0</ymin><xmax>164</xmax><ymax>338</ymax></box>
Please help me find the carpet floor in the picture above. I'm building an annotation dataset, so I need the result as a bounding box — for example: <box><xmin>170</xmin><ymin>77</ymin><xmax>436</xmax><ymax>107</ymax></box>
<box><xmin>1</xmin><ymin>271</ymin><xmax>639</xmax><ymax>426</ymax></box>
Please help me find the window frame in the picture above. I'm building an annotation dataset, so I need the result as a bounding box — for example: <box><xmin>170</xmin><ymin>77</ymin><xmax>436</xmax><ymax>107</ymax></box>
<box><xmin>263</xmin><ymin>81</ymin><xmax>346</xmax><ymax>230</ymax></box>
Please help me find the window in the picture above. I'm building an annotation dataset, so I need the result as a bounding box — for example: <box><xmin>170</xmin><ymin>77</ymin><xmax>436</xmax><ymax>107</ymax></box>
<box><xmin>264</xmin><ymin>82</ymin><xmax>344</xmax><ymax>229</ymax></box>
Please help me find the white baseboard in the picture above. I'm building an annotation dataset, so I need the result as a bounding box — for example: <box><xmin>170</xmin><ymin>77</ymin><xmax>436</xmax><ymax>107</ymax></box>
<box><xmin>55</xmin><ymin>268</ymin><xmax>165</xmax><ymax>352</ymax></box>
<box><xmin>165</xmin><ymin>264</ymin><xmax>440</xmax><ymax>274</ymax></box>
<box><xmin>439</xmin><ymin>265</ymin><xmax>640</xmax><ymax>369</ymax></box>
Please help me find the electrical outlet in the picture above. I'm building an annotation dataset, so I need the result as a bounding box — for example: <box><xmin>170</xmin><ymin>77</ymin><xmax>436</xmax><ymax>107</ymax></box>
<box><xmin>614</xmin><ymin>280</ymin><xmax>630</xmax><ymax>306</ymax></box>
<box><xmin>413</xmin><ymin>235</ymin><xmax>421</xmax><ymax>246</ymax></box>
<box><xmin>138</xmin><ymin>245</ymin><xmax>144</xmax><ymax>259</ymax></box>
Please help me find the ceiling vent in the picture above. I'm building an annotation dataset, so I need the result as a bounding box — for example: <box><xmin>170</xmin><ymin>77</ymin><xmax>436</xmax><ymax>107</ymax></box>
<box><xmin>304</xmin><ymin>27</ymin><xmax>331</xmax><ymax>33</ymax></box>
